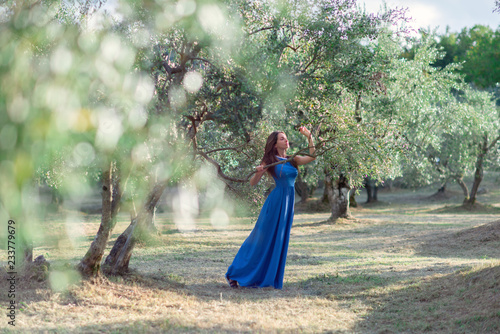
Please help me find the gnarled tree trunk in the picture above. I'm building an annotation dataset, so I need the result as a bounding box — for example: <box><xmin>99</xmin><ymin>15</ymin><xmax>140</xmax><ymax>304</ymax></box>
<box><xmin>432</xmin><ymin>177</ymin><xmax>448</xmax><ymax>197</ymax></box>
<box><xmin>295</xmin><ymin>174</ymin><xmax>313</xmax><ymax>203</ymax></box>
<box><xmin>453</xmin><ymin>175</ymin><xmax>469</xmax><ymax>203</ymax></box>
<box><xmin>463</xmin><ymin>137</ymin><xmax>488</xmax><ymax>208</ymax></box>
<box><xmin>464</xmin><ymin>166</ymin><xmax>483</xmax><ymax>208</ymax></box>
<box><xmin>364</xmin><ymin>176</ymin><xmax>379</xmax><ymax>203</ymax></box>
<box><xmin>349</xmin><ymin>187</ymin><xmax>358</xmax><ymax>208</ymax></box>
<box><xmin>77</xmin><ymin>162</ymin><xmax>121</xmax><ymax>277</ymax></box>
<box><xmin>463</xmin><ymin>134</ymin><xmax>500</xmax><ymax>208</ymax></box>
<box><xmin>325</xmin><ymin>173</ymin><xmax>351</xmax><ymax>222</ymax></box>
<box><xmin>103</xmin><ymin>181</ymin><xmax>167</xmax><ymax>275</ymax></box>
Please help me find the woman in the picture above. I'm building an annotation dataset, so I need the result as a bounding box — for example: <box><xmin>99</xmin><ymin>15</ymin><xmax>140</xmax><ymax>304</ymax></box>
<box><xmin>225</xmin><ymin>126</ymin><xmax>315</xmax><ymax>289</ymax></box>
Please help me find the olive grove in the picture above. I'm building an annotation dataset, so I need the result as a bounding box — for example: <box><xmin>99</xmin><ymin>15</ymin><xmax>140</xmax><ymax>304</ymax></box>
<box><xmin>1</xmin><ymin>0</ymin><xmax>497</xmax><ymax>283</ymax></box>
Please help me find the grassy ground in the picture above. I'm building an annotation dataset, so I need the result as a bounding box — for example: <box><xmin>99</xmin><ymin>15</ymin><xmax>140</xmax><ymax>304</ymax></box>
<box><xmin>1</xmin><ymin>174</ymin><xmax>500</xmax><ymax>333</ymax></box>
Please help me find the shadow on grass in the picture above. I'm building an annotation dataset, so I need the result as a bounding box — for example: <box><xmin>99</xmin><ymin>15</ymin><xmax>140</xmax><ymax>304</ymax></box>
<box><xmin>19</xmin><ymin>318</ymin><xmax>255</xmax><ymax>334</ymax></box>
<box><xmin>95</xmin><ymin>271</ymin><xmax>186</xmax><ymax>296</ymax></box>
<box><xmin>415</xmin><ymin>220</ymin><xmax>500</xmax><ymax>260</ymax></box>
<box><xmin>289</xmin><ymin>271</ymin><xmax>393</xmax><ymax>298</ymax></box>
<box><xmin>427</xmin><ymin>203</ymin><xmax>500</xmax><ymax>215</ymax></box>
<box><xmin>293</xmin><ymin>216</ymin><xmax>362</xmax><ymax>228</ymax></box>
<box><xmin>291</xmin><ymin>215</ymin><xmax>500</xmax><ymax>262</ymax></box>
<box><xmin>354</xmin><ymin>265</ymin><xmax>500</xmax><ymax>333</ymax></box>
<box><xmin>292</xmin><ymin>219</ymin><xmax>335</xmax><ymax>228</ymax></box>
<box><xmin>356</xmin><ymin>200</ymin><xmax>393</xmax><ymax>208</ymax></box>
<box><xmin>0</xmin><ymin>273</ymin><xmax>50</xmax><ymax>305</ymax></box>
<box><xmin>120</xmin><ymin>242</ymin><xmax>484</xmax><ymax>305</ymax></box>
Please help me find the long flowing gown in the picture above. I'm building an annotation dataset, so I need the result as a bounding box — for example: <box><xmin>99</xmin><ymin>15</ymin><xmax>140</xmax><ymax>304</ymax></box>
<box><xmin>226</xmin><ymin>156</ymin><xmax>298</xmax><ymax>289</ymax></box>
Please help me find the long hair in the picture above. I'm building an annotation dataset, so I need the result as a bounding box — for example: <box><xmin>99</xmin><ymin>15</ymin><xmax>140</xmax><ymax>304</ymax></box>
<box><xmin>261</xmin><ymin>131</ymin><xmax>297</xmax><ymax>178</ymax></box>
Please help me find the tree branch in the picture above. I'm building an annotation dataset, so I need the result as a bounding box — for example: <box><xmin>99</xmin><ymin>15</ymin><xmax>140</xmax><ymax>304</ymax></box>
<box><xmin>487</xmin><ymin>134</ymin><xmax>500</xmax><ymax>150</ymax></box>
<box><xmin>285</xmin><ymin>44</ymin><xmax>301</xmax><ymax>52</ymax></box>
<box><xmin>301</xmin><ymin>51</ymin><xmax>319</xmax><ymax>74</ymax></box>
<box><xmin>197</xmin><ymin>138</ymin><xmax>340</xmax><ymax>183</ymax></box>
<box><xmin>248</xmin><ymin>26</ymin><xmax>275</xmax><ymax>36</ymax></box>
<box><xmin>190</xmin><ymin>57</ymin><xmax>217</xmax><ymax>68</ymax></box>
<box><xmin>203</xmin><ymin>146</ymin><xmax>252</xmax><ymax>160</ymax></box>
<box><xmin>197</xmin><ymin>150</ymin><xmax>251</xmax><ymax>183</ymax></box>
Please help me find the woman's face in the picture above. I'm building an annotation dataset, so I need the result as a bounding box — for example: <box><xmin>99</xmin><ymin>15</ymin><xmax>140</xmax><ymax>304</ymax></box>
<box><xmin>275</xmin><ymin>132</ymin><xmax>289</xmax><ymax>150</ymax></box>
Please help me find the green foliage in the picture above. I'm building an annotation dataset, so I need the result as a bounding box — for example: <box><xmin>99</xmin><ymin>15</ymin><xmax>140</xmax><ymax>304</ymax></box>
<box><xmin>0</xmin><ymin>0</ymin><xmax>416</xmax><ymax>228</ymax></box>
<box><xmin>413</xmin><ymin>25</ymin><xmax>500</xmax><ymax>89</ymax></box>
<box><xmin>127</xmin><ymin>0</ymin><xmax>414</xmax><ymax>201</ymax></box>
<box><xmin>6</xmin><ymin>0</ymin><xmax>492</xmax><ymax>241</ymax></box>
<box><xmin>233</xmin><ymin>2</ymin><xmax>412</xmax><ymax>188</ymax></box>
<box><xmin>384</xmin><ymin>32</ymin><xmax>500</xmax><ymax>190</ymax></box>
<box><xmin>0</xmin><ymin>0</ymin><xmax>187</xmax><ymax>258</ymax></box>
<box><xmin>460</xmin><ymin>27</ymin><xmax>500</xmax><ymax>89</ymax></box>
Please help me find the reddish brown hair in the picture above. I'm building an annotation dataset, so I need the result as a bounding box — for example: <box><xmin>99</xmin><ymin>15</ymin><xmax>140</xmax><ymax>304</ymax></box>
<box><xmin>261</xmin><ymin>131</ymin><xmax>297</xmax><ymax>177</ymax></box>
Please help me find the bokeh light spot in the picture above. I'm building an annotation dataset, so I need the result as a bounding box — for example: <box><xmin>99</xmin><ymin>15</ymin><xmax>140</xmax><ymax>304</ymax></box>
<box><xmin>72</xmin><ymin>142</ymin><xmax>95</xmax><ymax>167</ymax></box>
<box><xmin>50</xmin><ymin>47</ymin><xmax>73</xmax><ymax>75</ymax></box>
<box><xmin>182</xmin><ymin>71</ymin><xmax>203</xmax><ymax>93</ymax></box>
<box><xmin>0</xmin><ymin>124</ymin><xmax>17</xmax><ymax>150</ymax></box>
<box><xmin>176</xmin><ymin>0</ymin><xmax>196</xmax><ymax>17</ymax></box>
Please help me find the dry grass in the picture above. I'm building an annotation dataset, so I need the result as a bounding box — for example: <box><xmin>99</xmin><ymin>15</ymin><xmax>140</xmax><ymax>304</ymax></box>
<box><xmin>1</xmin><ymin>175</ymin><xmax>500</xmax><ymax>333</ymax></box>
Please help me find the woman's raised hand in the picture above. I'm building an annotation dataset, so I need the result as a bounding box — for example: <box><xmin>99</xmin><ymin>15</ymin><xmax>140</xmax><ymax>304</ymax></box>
<box><xmin>250</xmin><ymin>164</ymin><xmax>267</xmax><ymax>185</ymax></box>
<box><xmin>298</xmin><ymin>126</ymin><xmax>311</xmax><ymax>138</ymax></box>
<box><xmin>255</xmin><ymin>165</ymin><xmax>267</xmax><ymax>173</ymax></box>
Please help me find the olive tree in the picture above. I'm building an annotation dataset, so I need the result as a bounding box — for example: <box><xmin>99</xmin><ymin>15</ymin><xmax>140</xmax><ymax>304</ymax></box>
<box><xmin>215</xmin><ymin>1</ymin><xmax>412</xmax><ymax>221</ymax></box>
<box><xmin>372</xmin><ymin>33</ymin><xmax>500</xmax><ymax>208</ymax></box>
<box><xmin>127</xmin><ymin>0</ymin><xmax>412</xmax><ymax>224</ymax></box>
<box><xmin>0</xmin><ymin>0</ymin><xmax>416</xmax><ymax>281</ymax></box>
<box><xmin>458</xmin><ymin>89</ymin><xmax>500</xmax><ymax>207</ymax></box>
<box><xmin>0</xmin><ymin>0</ymin><xmax>160</xmax><ymax>277</ymax></box>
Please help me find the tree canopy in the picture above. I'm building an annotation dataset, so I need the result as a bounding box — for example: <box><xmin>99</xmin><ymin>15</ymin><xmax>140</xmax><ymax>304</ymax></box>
<box><xmin>405</xmin><ymin>25</ymin><xmax>500</xmax><ymax>90</ymax></box>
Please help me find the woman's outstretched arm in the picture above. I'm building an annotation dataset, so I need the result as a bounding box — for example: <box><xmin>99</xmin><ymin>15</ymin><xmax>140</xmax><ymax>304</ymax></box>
<box><xmin>249</xmin><ymin>164</ymin><xmax>267</xmax><ymax>186</ymax></box>
<box><xmin>294</xmin><ymin>126</ymin><xmax>316</xmax><ymax>166</ymax></box>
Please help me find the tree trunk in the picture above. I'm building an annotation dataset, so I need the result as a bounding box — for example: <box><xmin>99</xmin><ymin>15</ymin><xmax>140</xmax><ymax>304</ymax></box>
<box><xmin>364</xmin><ymin>176</ymin><xmax>379</xmax><ymax>203</ymax></box>
<box><xmin>77</xmin><ymin>162</ymin><xmax>121</xmax><ymax>277</ymax></box>
<box><xmin>103</xmin><ymin>180</ymin><xmax>167</xmax><ymax>275</ymax></box>
<box><xmin>349</xmin><ymin>187</ymin><xmax>358</xmax><ymax>208</ymax></box>
<box><xmin>434</xmin><ymin>178</ymin><xmax>448</xmax><ymax>196</ymax></box>
<box><xmin>384</xmin><ymin>179</ymin><xmax>393</xmax><ymax>191</ymax></box>
<box><xmin>364</xmin><ymin>177</ymin><xmax>372</xmax><ymax>203</ymax></box>
<box><xmin>24</xmin><ymin>242</ymin><xmax>33</xmax><ymax>263</ymax></box>
<box><xmin>325</xmin><ymin>173</ymin><xmax>351</xmax><ymax>222</ymax></box>
<box><xmin>51</xmin><ymin>188</ymin><xmax>64</xmax><ymax>210</ymax></box>
<box><xmin>295</xmin><ymin>173</ymin><xmax>311</xmax><ymax>203</ymax></box>
<box><xmin>145</xmin><ymin>168</ymin><xmax>160</xmax><ymax>233</ymax></box>
<box><xmin>15</xmin><ymin>225</ymin><xmax>33</xmax><ymax>268</ymax></box>
<box><xmin>465</xmin><ymin>167</ymin><xmax>483</xmax><ymax>207</ymax></box>
<box><xmin>321</xmin><ymin>182</ymin><xmax>329</xmax><ymax>203</ymax></box>
<box><xmin>102</xmin><ymin>220</ymin><xmax>137</xmax><ymax>274</ymax></box>
<box><xmin>453</xmin><ymin>176</ymin><xmax>469</xmax><ymax>202</ymax></box>
<box><xmin>463</xmin><ymin>137</ymin><xmax>487</xmax><ymax>208</ymax></box>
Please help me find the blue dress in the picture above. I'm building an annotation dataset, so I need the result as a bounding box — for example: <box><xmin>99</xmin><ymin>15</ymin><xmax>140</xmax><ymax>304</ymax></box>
<box><xmin>226</xmin><ymin>157</ymin><xmax>298</xmax><ymax>289</ymax></box>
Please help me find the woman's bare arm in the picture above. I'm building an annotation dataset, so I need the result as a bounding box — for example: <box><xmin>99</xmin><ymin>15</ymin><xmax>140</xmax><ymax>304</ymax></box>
<box><xmin>249</xmin><ymin>164</ymin><xmax>267</xmax><ymax>186</ymax></box>
<box><xmin>294</xmin><ymin>126</ymin><xmax>316</xmax><ymax>166</ymax></box>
